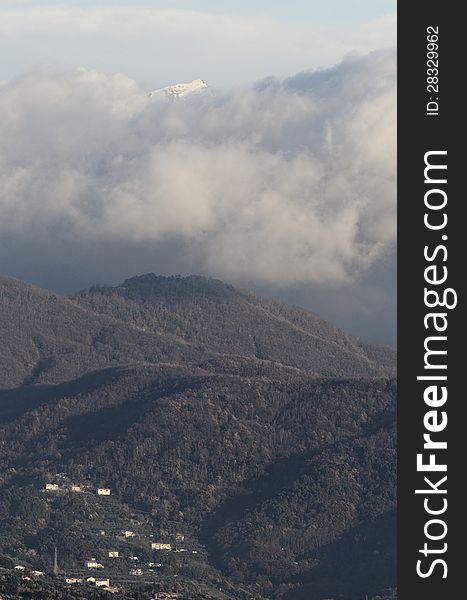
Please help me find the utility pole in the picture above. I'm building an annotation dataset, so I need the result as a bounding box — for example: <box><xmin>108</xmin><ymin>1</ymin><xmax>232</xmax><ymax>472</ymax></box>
<box><xmin>53</xmin><ymin>546</ymin><xmax>58</xmax><ymax>576</ymax></box>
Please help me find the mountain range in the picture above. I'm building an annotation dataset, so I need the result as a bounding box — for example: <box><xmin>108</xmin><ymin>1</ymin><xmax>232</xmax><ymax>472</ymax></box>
<box><xmin>0</xmin><ymin>273</ymin><xmax>396</xmax><ymax>600</ymax></box>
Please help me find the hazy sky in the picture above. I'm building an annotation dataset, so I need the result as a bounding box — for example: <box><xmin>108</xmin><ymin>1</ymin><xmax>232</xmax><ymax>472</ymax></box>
<box><xmin>0</xmin><ymin>1</ymin><xmax>396</xmax><ymax>87</ymax></box>
<box><xmin>0</xmin><ymin>1</ymin><xmax>396</xmax><ymax>344</ymax></box>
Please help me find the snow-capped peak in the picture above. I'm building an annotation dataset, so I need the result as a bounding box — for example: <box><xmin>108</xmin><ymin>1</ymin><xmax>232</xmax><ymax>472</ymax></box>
<box><xmin>149</xmin><ymin>79</ymin><xmax>208</xmax><ymax>100</ymax></box>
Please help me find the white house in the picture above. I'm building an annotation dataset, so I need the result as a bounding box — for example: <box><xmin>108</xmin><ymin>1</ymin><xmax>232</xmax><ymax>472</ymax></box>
<box><xmin>151</xmin><ymin>543</ymin><xmax>172</xmax><ymax>551</ymax></box>
<box><xmin>45</xmin><ymin>483</ymin><xmax>59</xmax><ymax>491</ymax></box>
<box><xmin>85</xmin><ymin>559</ymin><xmax>104</xmax><ymax>569</ymax></box>
<box><xmin>97</xmin><ymin>488</ymin><xmax>111</xmax><ymax>496</ymax></box>
<box><xmin>108</xmin><ymin>551</ymin><xmax>119</xmax><ymax>558</ymax></box>
<box><xmin>122</xmin><ymin>530</ymin><xmax>135</xmax><ymax>538</ymax></box>
<box><xmin>95</xmin><ymin>578</ymin><xmax>111</xmax><ymax>588</ymax></box>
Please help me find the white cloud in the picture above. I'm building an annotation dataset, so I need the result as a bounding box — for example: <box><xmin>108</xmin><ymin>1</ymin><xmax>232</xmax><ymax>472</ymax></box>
<box><xmin>0</xmin><ymin>50</ymin><xmax>395</xmax><ymax>286</ymax></box>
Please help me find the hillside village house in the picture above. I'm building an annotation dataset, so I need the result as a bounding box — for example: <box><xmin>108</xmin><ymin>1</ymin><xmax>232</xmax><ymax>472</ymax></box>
<box><xmin>45</xmin><ymin>483</ymin><xmax>59</xmax><ymax>491</ymax></box>
<box><xmin>97</xmin><ymin>488</ymin><xmax>111</xmax><ymax>496</ymax></box>
<box><xmin>123</xmin><ymin>530</ymin><xmax>135</xmax><ymax>538</ymax></box>
<box><xmin>85</xmin><ymin>559</ymin><xmax>104</xmax><ymax>569</ymax></box>
<box><xmin>70</xmin><ymin>484</ymin><xmax>82</xmax><ymax>492</ymax></box>
<box><xmin>108</xmin><ymin>550</ymin><xmax>119</xmax><ymax>558</ymax></box>
<box><xmin>65</xmin><ymin>577</ymin><xmax>83</xmax><ymax>584</ymax></box>
<box><xmin>30</xmin><ymin>570</ymin><xmax>44</xmax><ymax>577</ymax></box>
<box><xmin>151</xmin><ymin>543</ymin><xmax>172</xmax><ymax>551</ymax></box>
<box><xmin>95</xmin><ymin>578</ymin><xmax>111</xmax><ymax>587</ymax></box>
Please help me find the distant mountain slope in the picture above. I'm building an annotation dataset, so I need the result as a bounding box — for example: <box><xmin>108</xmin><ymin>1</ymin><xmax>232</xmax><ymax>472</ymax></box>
<box><xmin>0</xmin><ymin>273</ymin><xmax>394</xmax><ymax>389</ymax></box>
<box><xmin>72</xmin><ymin>273</ymin><xmax>396</xmax><ymax>379</ymax></box>
<box><xmin>0</xmin><ymin>275</ymin><xmax>205</xmax><ymax>389</ymax></box>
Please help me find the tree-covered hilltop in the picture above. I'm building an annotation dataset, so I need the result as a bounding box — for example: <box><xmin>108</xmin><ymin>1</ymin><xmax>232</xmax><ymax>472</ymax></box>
<box><xmin>74</xmin><ymin>274</ymin><xmax>395</xmax><ymax>379</ymax></box>
<box><xmin>0</xmin><ymin>274</ymin><xmax>396</xmax><ymax>599</ymax></box>
<box><xmin>0</xmin><ymin>273</ymin><xmax>395</xmax><ymax>390</ymax></box>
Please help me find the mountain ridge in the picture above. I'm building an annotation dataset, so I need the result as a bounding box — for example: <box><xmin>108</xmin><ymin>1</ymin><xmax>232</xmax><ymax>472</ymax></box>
<box><xmin>0</xmin><ymin>273</ymin><xmax>395</xmax><ymax>389</ymax></box>
<box><xmin>72</xmin><ymin>273</ymin><xmax>396</xmax><ymax>378</ymax></box>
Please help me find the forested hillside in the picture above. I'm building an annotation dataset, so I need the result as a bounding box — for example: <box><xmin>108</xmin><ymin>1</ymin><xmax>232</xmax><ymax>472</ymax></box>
<box><xmin>0</xmin><ymin>274</ymin><xmax>396</xmax><ymax>599</ymax></box>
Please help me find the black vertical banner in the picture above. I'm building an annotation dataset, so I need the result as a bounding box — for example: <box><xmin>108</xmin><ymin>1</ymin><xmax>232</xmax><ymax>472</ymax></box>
<box><xmin>398</xmin><ymin>3</ymin><xmax>463</xmax><ymax>599</ymax></box>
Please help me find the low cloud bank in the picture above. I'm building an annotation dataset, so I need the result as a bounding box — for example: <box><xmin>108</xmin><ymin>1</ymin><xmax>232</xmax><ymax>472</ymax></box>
<box><xmin>0</xmin><ymin>50</ymin><xmax>395</xmax><ymax>286</ymax></box>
